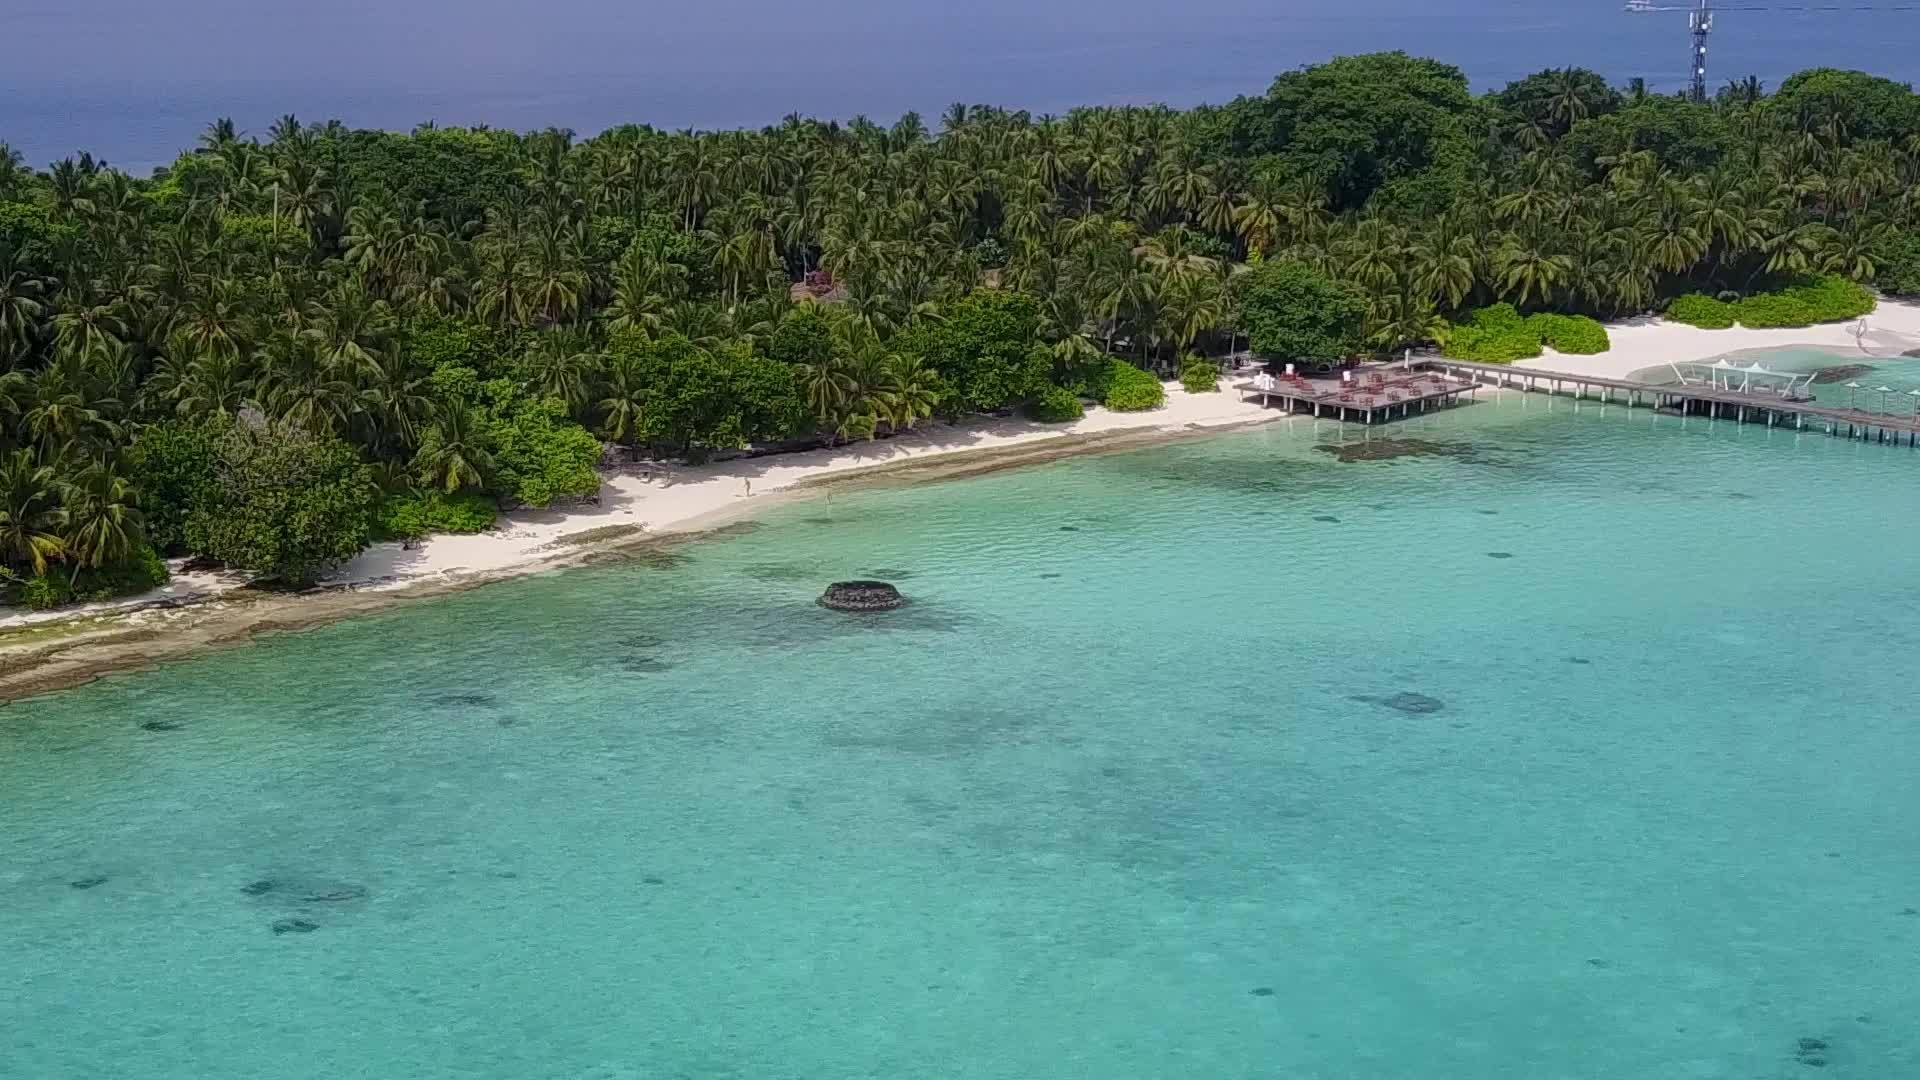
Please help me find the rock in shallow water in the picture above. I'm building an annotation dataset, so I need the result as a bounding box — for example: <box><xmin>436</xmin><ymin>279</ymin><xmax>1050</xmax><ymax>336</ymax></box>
<box><xmin>1353</xmin><ymin>692</ymin><xmax>1445</xmax><ymax>715</ymax></box>
<box><xmin>430</xmin><ymin>692</ymin><xmax>496</xmax><ymax>708</ymax></box>
<box><xmin>271</xmin><ymin>918</ymin><xmax>319</xmax><ymax>935</ymax></box>
<box><xmin>69</xmin><ymin>876</ymin><xmax>108</xmax><ymax>890</ymax></box>
<box><xmin>139</xmin><ymin>719</ymin><xmax>185</xmax><ymax>732</ymax></box>
<box><xmin>1812</xmin><ymin>363</ymin><xmax>1875</xmax><ymax>383</ymax></box>
<box><xmin>241</xmin><ymin>878</ymin><xmax>366</xmax><ymax>904</ymax></box>
<box><xmin>818</xmin><ymin>581</ymin><xmax>905</xmax><ymax>612</ymax></box>
<box><xmin>1795</xmin><ymin>1036</ymin><xmax>1830</xmax><ymax>1068</ymax></box>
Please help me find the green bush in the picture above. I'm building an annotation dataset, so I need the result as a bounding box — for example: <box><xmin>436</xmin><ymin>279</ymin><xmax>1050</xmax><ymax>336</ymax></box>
<box><xmin>1778</xmin><ymin>274</ymin><xmax>1875</xmax><ymax>322</ymax></box>
<box><xmin>72</xmin><ymin>546</ymin><xmax>171</xmax><ymax>601</ymax></box>
<box><xmin>1026</xmin><ymin>386</ymin><xmax>1085</xmax><ymax>423</ymax></box>
<box><xmin>1075</xmin><ymin>359</ymin><xmax>1117</xmax><ymax>402</ymax></box>
<box><xmin>1665</xmin><ymin>293</ymin><xmax>1735</xmax><ymax>329</ymax></box>
<box><xmin>1526</xmin><ymin>313</ymin><xmax>1610</xmax><ymax>354</ymax></box>
<box><xmin>1439</xmin><ymin>305</ymin><xmax>1542</xmax><ymax>363</ymax></box>
<box><xmin>1673</xmin><ymin>277</ymin><xmax>1873</xmax><ymax>329</ymax></box>
<box><xmin>10</xmin><ymin>547</ymin><xmax>169</xmax><ymax>610</ymax></box>
<box><xmin>1463</xmin><ymin>302</ymin><xmax>1526</xmax><ymax>330</ymax></box>
<box><xmin>1730</xmin><ymin>292</ymin><xmax>1817</xmax><ymax>329</ymax></box>
<box><xmin>1873</xmin><ymin>231</ymin><xmax>1920</xmax><ymax>295</ymax></box>
<box><xmin>1101</xmin><ymin>362</ymin><xmax>1166</xmax><ymax>412</ymax></box>
<box><xmin>378</xmin><ymin>492</ymin><xmax>499</xmax><ymax>541</ymax></box>
<box><xmin>18</xmin><ymin>574</ymin><xmax>72</xmax><ymax>611</ymax></box>
<box><xmin>1178</xmin><ymin>355</ymin><xmax>1221</xmax><ymax>393</ymax></box>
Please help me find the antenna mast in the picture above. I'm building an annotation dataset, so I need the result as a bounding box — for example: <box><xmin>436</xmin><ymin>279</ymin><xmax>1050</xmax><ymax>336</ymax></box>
<box><xmin>1688</xmin><ymin>0</ymin><xmax>1714</xmax><ymax>101</ymax></box>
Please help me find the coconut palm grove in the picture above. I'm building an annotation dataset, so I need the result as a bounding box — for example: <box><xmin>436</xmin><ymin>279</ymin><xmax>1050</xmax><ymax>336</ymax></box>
<box><xmin>2</xmin><ymin>53</ymin><xmax>1919</xmax><ymax>605</ymax></box>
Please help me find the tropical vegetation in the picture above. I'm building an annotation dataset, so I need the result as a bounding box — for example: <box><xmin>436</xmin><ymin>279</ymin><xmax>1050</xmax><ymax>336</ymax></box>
<box><xmin>5</xmin><ymin>54</ymin><xmax>1920</xmax><ymax>600</ymax></box>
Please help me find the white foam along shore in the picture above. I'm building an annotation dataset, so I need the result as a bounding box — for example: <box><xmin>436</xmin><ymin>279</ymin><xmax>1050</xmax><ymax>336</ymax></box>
<box><xmin>9</xmin><ymin>300</ymin><xmax>1920</xmax><ymax>633</ymax></box>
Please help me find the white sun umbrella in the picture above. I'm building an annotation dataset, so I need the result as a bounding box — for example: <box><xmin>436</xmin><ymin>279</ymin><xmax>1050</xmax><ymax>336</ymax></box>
<box><xmin>1845</xmin><ymin>380</ymin><xmax>1863</xmax><ymax>410</ymax></box>
<box><xmin>1876</xmin><ymin>385</ymin><xmax>1897</xmax><ymax>413</ymax></box>
<box><xmin>1908</xmin><ymin>388</ymin><xmax>1920</xmax><ymax>419</ymax></box>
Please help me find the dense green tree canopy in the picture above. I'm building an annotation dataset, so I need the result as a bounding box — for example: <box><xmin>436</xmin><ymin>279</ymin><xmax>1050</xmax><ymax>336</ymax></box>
<box><xmin>1497</xmin><ymin>68</ymin><xmax>1623</xmax><ymax>143</ymax></box>
<box><xmin>1207</xmin><ymin>52</ymin><xmax>1480</xmax><ymax>209</ymax></box>
<box><xmin>895</xmin><ymin>290</ymin><xmax>1047</xmax><ymax>413</ymax></box>
<box><xmin>1233</xmin><ymin>261</ymin><xmax>1369</xmax><ymax>363</ymax></box>
<box><xmin>183</xmin><ymin>419</ymin><xmax>376</xmax><ymax>583</ymax></box>
<box><xmin>1768</xmin><ymin>69</ymin><xmax>1920</xmax><ymax>144</ymax></box>
<box><xmin>6</xmin><ymin>54</ymin><xmax>1920</xmax><ymax>604</ymax></box>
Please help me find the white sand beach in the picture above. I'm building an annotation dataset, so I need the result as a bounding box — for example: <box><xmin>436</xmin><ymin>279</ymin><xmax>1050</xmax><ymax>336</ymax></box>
<box><xmin>313</xmin><ymin>384</ymin><xmax>1283</xmax><ymax>591</ymax></box>
<box><xmin>9</xmin><ymin>299</ymin><xmax>1920</xmax><ymax>637</ymax></box>
<box><xmin>1521</xmin><ymin>297</ymin><xmax>1920</xmax><ymax>380</ymax></box>
<box><xmin>0</xmin><ymin>384</ymin><xmax>1280</xmax><ymax>633</ymax></box>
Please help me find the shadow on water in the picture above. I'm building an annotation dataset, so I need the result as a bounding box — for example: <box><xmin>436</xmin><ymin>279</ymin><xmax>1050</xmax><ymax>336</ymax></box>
<box><xmin>737</xmin><ymin>562</ymin><xmax>823</xmax><ymax>583</ymax></box>
<box><xmin>824</xmin><ymin>705</ymin><xmax>1054</xmax><ymax>757</ymax></box>
<box><xmin>597</xmin><ymin>596</ymin><xmax>971</xmax><ymax>676</ymax></box>
<box><xmin>732</xmin><ymin>602</ymin><xmax>972</xmax><ymax>648</ymax></box>
<box><xmin>1312</xmin><ymin>438</ymin><xmax>1476</xmax><ymax>464</ymax></box>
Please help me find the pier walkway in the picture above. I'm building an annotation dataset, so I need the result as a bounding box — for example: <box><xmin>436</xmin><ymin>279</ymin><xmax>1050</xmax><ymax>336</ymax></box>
<box><xmin>1424</xmin><ymin>359</ymin><xmax>1920</xmax><ymax>446</ymax></box>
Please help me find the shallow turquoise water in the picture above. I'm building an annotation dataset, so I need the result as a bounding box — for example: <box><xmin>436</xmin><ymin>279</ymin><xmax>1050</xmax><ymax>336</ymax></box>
<box><xmin>4</xmin><ymin>394</ymin><xmax>1919</xmax><ymax>1079</ymax></box>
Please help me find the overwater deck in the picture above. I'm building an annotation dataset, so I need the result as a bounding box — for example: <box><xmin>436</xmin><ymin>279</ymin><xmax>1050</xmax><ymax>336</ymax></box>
<box><xmin>1235</xmin><ymin>366</ymin><xmax>1481</xmax><ymax>424</ymax></box>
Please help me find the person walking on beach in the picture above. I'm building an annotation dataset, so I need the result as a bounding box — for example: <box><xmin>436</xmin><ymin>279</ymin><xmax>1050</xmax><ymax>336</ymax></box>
<box><xmin>742</xmin><ymin>477</ymin><xmax>752</xmax><ymax>498</ymax></box>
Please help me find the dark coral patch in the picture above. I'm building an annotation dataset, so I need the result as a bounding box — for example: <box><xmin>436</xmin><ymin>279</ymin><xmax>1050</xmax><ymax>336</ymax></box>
<box><xmin>1314</xmin><ymin>439</ymin><xmax>1474</xmax><ymax>464</ymax></box>
<box><xmin>1353</xmin><ymin>692</ymin><xmax>1445</xmax><ymax>715</ymax></box>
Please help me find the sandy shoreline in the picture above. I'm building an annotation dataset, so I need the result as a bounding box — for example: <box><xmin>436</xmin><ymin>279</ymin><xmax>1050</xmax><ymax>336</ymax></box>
<box><xmin>7</xmin><ymin>300</ymin><xmax>1920</xmax><ymax>701</ymax></box>
<box><xmin>1521</xmin><ymin>298</ymin><xmax>1920</xmax><ymax>381</ymax></box>
<box><xmin>0</xmin><ymin>396</ymin><xmax>1286</xmax><ymax>702</ymax></box>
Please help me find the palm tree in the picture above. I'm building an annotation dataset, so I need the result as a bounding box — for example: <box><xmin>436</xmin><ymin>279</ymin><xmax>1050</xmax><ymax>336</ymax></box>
<box><xmin>596</xmin><ymin>355</ymin><xmax>652</xmax><ymax>450</ymax></box>
<box><xmin>0</xmin><ymin>250</ymin><xmax>46</xmax><ymax>365</ymax></box>
<box><xmin>1412</xmin><ymin>216</ymin><xmax>1478</xmax><ymax>311</ymax></box>
<box><xmin>0</xmin><ymin>449</ymin><xmax>66</xmax><ymax>575</ymax></box>
<box><xmin>1367</xmin><ymin>274</ymin><xmax>1447</xmax><ymax>352</ymax></box>
<box><xmin>885</xmin><ymin>355</ymin><xmax>940</xmax><ymax>431</ymax></box>
<box><xmin>60</xmin><ymin>457</ymin><xmax>144</xmax><ymax>581</ymax></box>
<box><xmin>1495</xmin><ymin>227</ymin><xmax>1573</xmax><ymax>308</ymax></box>
<box><xmin>413</xmin><ymin>403</ymin><xmax>495</xmax><ymax>493</ymax></box>
<box><xmin>526</xmin><ymin>335</ymin><xmax>596</xmax><ymax>416</ymax></box>
<box><xmin>0</xmin><ymin>141</ymin><xmax>27</xmax><ymax>199</ymax></box>
<box><xmin>198</xmin><ymin>118</ymin><xmax>241</xmax><ymax>154</ymax></box>
<box><xmin>1822</xmin><ymin>218</ymin><xmax>1888</xmax><ymax>281</ymax></box>
<box><xmin>799</xmin><ymin>358</ymin><xmax>857</xmax><ymax>440</ymax></box>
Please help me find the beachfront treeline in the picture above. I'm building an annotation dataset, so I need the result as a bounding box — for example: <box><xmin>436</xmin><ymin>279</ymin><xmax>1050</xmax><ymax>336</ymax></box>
<box><xmin>3</xmin><ymin>54</ymin><xmax>1920</xmax><ymax>602</ymax></box>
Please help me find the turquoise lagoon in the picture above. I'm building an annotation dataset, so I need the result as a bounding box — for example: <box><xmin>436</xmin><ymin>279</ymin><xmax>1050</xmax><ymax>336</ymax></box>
<box><xmin>4</xmin><ymin>373</ymin><xmax>1920</xmax><ymax>1079</ymax></box>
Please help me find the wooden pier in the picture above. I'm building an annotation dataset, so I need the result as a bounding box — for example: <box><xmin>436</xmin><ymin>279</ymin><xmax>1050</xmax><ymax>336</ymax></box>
<box><xmin>1424</xmin><ymin>359</ymin><xmax>1920</xmax><ymax>446</ymax></box>
<box><xmin>1236</xmin><ymin>366</ymin><xmax>1481</xmax><ymax>424</ymax></box>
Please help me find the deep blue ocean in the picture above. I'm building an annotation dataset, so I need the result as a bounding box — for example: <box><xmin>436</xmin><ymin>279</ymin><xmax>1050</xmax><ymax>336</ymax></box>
<box><xmin>6</xmin><ymin>0</ymin><xmax>1919</xmax><ymax>173</ymax></box>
